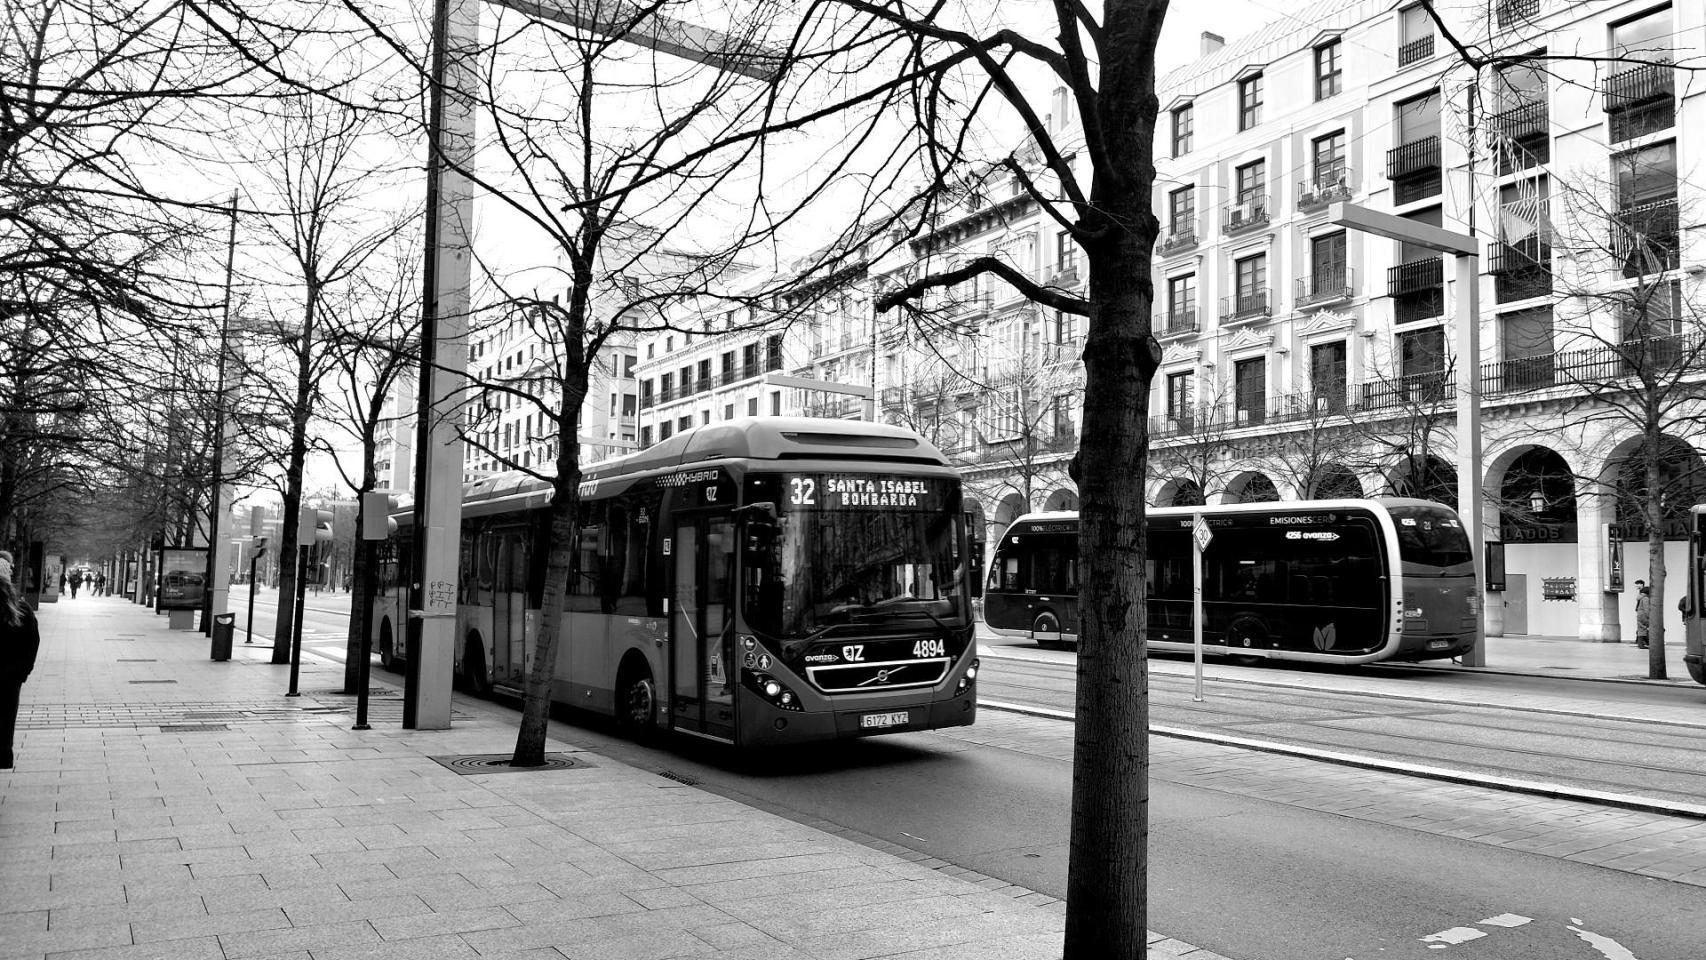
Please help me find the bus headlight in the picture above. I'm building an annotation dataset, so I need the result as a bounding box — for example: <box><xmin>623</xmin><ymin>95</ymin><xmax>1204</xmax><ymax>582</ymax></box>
<box><xmin>763</xmin><ymin>680</ymin><xmax>782</xmax><ymax>698</ymax></box>
<box><xmin>745</xmin><ymin>672</ymin><xmax>804</xmax><ymax>711</ymax></box>
<box><xmin>966</xmin><ymin>660</ymin><xmax>980</xmax><ymax>681</ymax></box>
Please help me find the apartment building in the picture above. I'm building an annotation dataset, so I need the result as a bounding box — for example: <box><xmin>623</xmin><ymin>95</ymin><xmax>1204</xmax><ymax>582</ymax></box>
<box><xmin>1148</xmin><ymin>0</ymin><xmax>1703</xmax><ymax>642</ymax></box>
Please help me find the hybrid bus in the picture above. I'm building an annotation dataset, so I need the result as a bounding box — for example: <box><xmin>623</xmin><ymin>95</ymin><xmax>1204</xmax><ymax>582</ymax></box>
<box><xmin>983</xmin><ymin>498</ymin><xmax>1478</xmax><ymax>665</ymax></box>
<box><xmin>373</xmin><ymin>418</ymin><xmax>984</xmax><ymax>745</ymax></box>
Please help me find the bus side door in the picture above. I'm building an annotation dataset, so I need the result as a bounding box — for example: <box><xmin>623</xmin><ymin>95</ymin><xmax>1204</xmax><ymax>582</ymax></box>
<box><xmin>670</xmin><ymin>515</ymin><xmax>737</xmax><ymax>740</ymax></box>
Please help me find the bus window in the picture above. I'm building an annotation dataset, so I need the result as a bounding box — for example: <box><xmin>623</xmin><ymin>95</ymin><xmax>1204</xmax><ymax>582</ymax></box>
<box><xmin>1388</xmin><ymin>506</ymin><xmax>1472</xmax><ymax>568</ymax></box>
<box><xmin>567</xmin><ymin>518</ymin><xmax>603</xmax><ymax>613</ymax></box>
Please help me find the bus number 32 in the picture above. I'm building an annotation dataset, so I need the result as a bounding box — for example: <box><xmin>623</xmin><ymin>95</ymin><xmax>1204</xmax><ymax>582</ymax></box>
<box><xmin>789</xmin><ymin>478</ymin><xmax>817</xmax><ymax>505</ymax></box>
<box><xmin>912</xmin><ymin>639</ymin><xmax>945</xmax><ymax>658</ymax></box>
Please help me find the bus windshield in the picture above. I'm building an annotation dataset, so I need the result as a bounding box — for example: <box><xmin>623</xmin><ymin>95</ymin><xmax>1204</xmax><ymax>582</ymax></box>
<box><xmin>745</xmin><ymin>508</ymin><xmax>966</xmax><ymax>640</ymax></box>
<box><xmin>1388</xmin><ymin>505</ymin><xmax>1473</xmax><ymax>569</ymax></box>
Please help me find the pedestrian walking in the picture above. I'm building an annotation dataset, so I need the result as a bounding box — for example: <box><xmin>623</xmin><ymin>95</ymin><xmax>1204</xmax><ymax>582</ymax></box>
<box><xmin>94</xmin><ymin>572</ymin><xmax>105</xmax><ymax>596</ymax></box>
<box><xmin>67</xmin><ymin>569</ymin><xmax>81</xmax><ymax>598</ymax></box>
<box><xmin>0</xmin><ymin>552</ymin><xmax>42</xmax><ymax>770</ymax></box>
<box><xmin>1634</xmin><ymin>580</ymin><xmax>1651</xmax><ymax>649</ymax></box>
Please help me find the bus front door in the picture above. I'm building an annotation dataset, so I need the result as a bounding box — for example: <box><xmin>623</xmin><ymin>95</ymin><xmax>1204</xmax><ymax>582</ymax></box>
<box><xmin>670</xmin><ymin>517</ymin><xmax>737</xmax><ymax>740</ymax></box>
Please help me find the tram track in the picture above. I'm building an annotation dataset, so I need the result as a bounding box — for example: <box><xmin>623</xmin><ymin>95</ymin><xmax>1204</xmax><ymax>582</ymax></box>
<box><xmin>975</xmin><ymin>652</ymin><xmax>1706</xmax><ymax>819</ymax></box>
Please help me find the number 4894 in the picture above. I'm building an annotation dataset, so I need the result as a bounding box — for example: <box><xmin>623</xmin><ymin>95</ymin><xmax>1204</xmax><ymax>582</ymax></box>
<box><xmin>912</xmin><ymin>639</ymin><xmax>945</xmax><ymax>658</ymax></box>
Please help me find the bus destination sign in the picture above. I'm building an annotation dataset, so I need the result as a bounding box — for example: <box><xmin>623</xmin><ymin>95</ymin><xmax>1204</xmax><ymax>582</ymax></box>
<box><xmin>783</xmin><ymin>473</ymin><xmax>948</xmax><ymax>511</ymax></box>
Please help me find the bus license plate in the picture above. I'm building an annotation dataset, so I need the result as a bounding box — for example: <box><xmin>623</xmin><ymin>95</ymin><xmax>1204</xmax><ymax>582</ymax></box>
<box><xmin>860</xmin><ymin>711</ymin><xmax>909</xmax><ymax>729</ymax></box>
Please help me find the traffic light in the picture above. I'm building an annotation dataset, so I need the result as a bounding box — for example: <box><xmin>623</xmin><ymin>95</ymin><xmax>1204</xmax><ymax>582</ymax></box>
<box><xmin>360</xmin><ymin>490</ymin><xmax>401</xmax><ymax>541</ymax></box>
<box><xmin>297</xmin><ymin>507</ymin><xmax>334</xmax><ymax>544</ymax></box>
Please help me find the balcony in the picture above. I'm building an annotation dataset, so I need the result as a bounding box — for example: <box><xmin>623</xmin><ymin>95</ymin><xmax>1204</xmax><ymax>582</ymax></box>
<box><xmin>1398</xmin><ymin>34</ymin><xmax>1434</xmax><ymax>67</ymax></box>
<box><xmin>1156</xmin><ymin>308</ymin><xmax>1198</xmax><ymax>338</ymax></box>
<box><xmin>1612</xmin><ymin>197</ymin><xmax>1680</xmax><ymax>276</ymax></box>
<box><xmin>1480</xmin><ymin>333</ymin><xmax>1706</xmax><ymax>398</ymax></box>
<box><xmin>1488</xmin><ymin>99</ymin><xmax>1547</xmax><ymax>143</ymax></box>
<box><xmin>1042</xmin><ymin>337</ymin><xmax>1084</xmax><ymax>364</ymax></box>
<box><xmin>1361</xmin><ymin>372</ymin><xmax>1450</xmax><ymax>408</ymax></box>
<box><xmin>1387</xmin><ymin>258</ymin><xmax>1443</xmax><ymax>296</ymax></box>
<box><xmin>1487</xmin><ymin>238</ymin><xmax>1550</xmax><ymax>276</ymax></box>
<box><xmin>1386</xmin><ymin>136</ymin><xmax>1440</xmax><ymax>180</ymax></box>
<box><xmin>1158</xmin><ymin>227</ymin><xmax>1198</xmax><ymax>256</ymax></box>
<box><xmin>880</xmin><ymin>386</ymin><xmax>903</xmax><ymax>406</ymax></box>
<box><xmin>1297</xmin><ymin>168</ymin><xmax>1352</xmax><ymax>212</ymax></box>
<box><xmin>1495</xmin><ymin>0</ymin><xmax>1539</xmax><ymax>28</ymax></box>
<box><xmin>1295</xmin><ymin>268</ymin><xmax>1354</xmax><ymax>308</ymax></box>
<box><xmin>1222</xmin><ymin>195</ymin><xmax>1270</xmax><ymax>236</ymax></box>
<box><xmin>766</xmin><ymin>354</ymin><xmax>783</xmax><ymax>372</ymax></box>
<box><xmin>1221</xmin><ymin>290</ymin><xmax>1271</xmax><ymax>323</ymax></box>
<box><xmin>1603</xmin><ymin>59</ymin><xmax>1673</xmax><ymax>112</ymax></box>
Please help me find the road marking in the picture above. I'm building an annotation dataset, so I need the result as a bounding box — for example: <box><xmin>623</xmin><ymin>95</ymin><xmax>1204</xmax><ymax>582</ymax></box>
<box><xmin>1420</xmin><ymin>926</ymin><xmax>1486</xmax><ymax>947</ymax></box>
<box><xmin>1568</xmin><ymin>920</ymin><xmax>1641</xmax><ymax>960</ymax></box>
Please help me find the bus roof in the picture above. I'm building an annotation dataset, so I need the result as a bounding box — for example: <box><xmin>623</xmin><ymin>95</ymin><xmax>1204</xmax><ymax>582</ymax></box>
<box><xmin>582</xmin><ymin>416</ymin><xmax>949</xmax><ymax>482</ymax></box>
<box><xmin>1003</xmin><ymin>497</ymin><xmax>1456</xmax><ymax>531</ymax></box>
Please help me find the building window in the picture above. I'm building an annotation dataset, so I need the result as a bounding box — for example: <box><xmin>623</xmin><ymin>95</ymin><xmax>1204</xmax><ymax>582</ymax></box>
<box><xmin>1235</xmin><ymin>159</ymin><xmax>1265</xmax><ymax>205</ymax></box>
<box><xmin>1167</xmin><ymin>187</ymin><xmax>1195</xmax><ymax>237</ymax></box>
<box><xmin>1165</xmin><ymin>273</ymin><xmax>1196</xmax><ymax>332</ymax></box>
<box><xmin>1234</xmin><ymin>358</ymin><xmax>1266</xmax><ymax>425</ymax></box>
<box><xmin>1612</xmin><ymin>140</ymin><xmax>1678</xmax><ymax>276</ymax></box>
<box><xmin>1171</xmin><ymin>104</ymin><xmax>1193</xmax><ymax>156</ymax></box>
<box><xmin>1500</xmin><ymin>306</ymin><xmax>1556</xmax><ymax>390</ymax></box>
<box><xmin>1238</xmin><ymin>75</ymin><xmax>1263</xmax><ymax>131</ymax></box>
<box><xmin>1056</xmin><ymin>230</ymin><xmax>1078</xmax><ymax>276</ymax></box>
<box><xmin>1399</xmin><ymin>4</ymin><xmax>1434</xmax><ymax>66</ymax></box>
<box><xmin>1312</xmin><ymin>131</ymin><xmax>1346</xmax><ymax>185</ymax></box>
<box><xmin>1311</xmin><ymin>341</ymin><xmax>1347</xmax><ymax>412</ymax></box>
<box><xmin>747</xmin><ymin>397</ymin><xmax>758</xmax><ymax>416</ymax></box>
<box><xmin>1397</xmin><ymin>326</ymin><xmax>1446</xmax><ymax>401</ymax></box>
<box><xmin>640</xmin><ymin>426</ymin><xmax>653</xmax><ymax>447</ymax></box>
<box><xmin>1315</xmin><ymin>41</ymin><xmax>1342</xmax><ymax>100</ymax></box>
<box><xmin>1165</xmin><ymin>372</ymin><xmax>1191</xmax><ymax>428</ymax></box>
<box><xmin>771</xmin><ymin>392</ymin><xmax>782</xmax><ymax>416</ymax></box>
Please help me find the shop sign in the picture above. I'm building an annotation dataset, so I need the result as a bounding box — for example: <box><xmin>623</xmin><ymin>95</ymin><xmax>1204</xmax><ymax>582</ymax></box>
<box><xmin>1541</xmin><ymin>577</ymin><xmax>1577</xmax><ymax>601</ymax></box>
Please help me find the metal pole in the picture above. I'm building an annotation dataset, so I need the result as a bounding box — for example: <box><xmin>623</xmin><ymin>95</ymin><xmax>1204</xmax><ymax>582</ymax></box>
<box><xmin>286</xmin><ymin>546</ymin><xmax>308</xmax><ymax>697</ymax></box>
<box><xmin>245</xmin><ymin>553</ymin><xmax>259</xmax><ymax>642</ymax></box>
<box><xmin>1456</xmin><ymin>250</ymin><xmax>1486</xmax><ymax>666</ymax></box>
<box><xmin>354</xmin><ymin>540</ymin><xmax>377</xmax><ymax>731</ymax></box>
<box><xmin>1192</xmin><ymin>512</ymin><xmax>1205</xmax><ymax>703</ymax></box>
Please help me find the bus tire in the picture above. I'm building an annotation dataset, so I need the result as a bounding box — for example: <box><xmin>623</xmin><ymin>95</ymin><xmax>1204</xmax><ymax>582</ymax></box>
<box><xmin>378</xmin><ymin>620</ymin><xmax>400</xmax><ymax>673</ymax></box>
<box><xmin>462</xmin><ymin>633</ymin><xmax>493</xmax><ymax>696</ymax></box>
<box><xmin>1226</xmin><ymin>616</ymin><xmax>1268</xmax><ymax>667</ymax></box>
<box><xmin>616</xmin><ymin>657</ymin><xmax>658</xmax><ymax>738</ymax></box>
<box><xmin>1033</xmin><ymin>612</ymin><xmax>1063</xmax><ymax>650</ymax></box>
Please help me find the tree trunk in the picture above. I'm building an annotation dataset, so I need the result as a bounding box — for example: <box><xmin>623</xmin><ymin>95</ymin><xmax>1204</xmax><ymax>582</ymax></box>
<box><xmin>272</xmin><ymin>293</ymin><xmax>317</xmax><ymax>662</ymax></box>
<box><xmin>1063</xmin><ymin>6</ymin><xmax>1165</xmax><ymax>953</ymax></box>
<box><xmin>1645</xmin><ymin>449</ymin><xmax>1668</xmax><ymax>679</ymax></box>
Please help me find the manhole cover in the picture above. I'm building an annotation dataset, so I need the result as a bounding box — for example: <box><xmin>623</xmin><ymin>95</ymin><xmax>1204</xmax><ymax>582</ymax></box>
<box><xmin>430</xmin><ymin>753</ymin><xmax>587</xmax><ymax>775</ymax></box>
<box><xmin>129</xmin><ymin>680</ymin><xmax>178</xmax><ymax>684</ymax></box>
<box><xmin>159</xmin><ymin>724</ymin><xmax>230</xmax><ymax>733</ymax></box>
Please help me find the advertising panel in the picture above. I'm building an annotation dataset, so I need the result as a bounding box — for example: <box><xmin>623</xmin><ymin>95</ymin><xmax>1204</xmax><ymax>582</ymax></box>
<box><xmin>157</xmin><ymin>547</ymin><xmax>209</xmax><ymax>611</ymax></box>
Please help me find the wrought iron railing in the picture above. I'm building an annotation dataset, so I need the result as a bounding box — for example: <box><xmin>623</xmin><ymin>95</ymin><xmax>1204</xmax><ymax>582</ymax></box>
<box><xmin>1398</xmin><ymin>34</ymin><xmax>1434</xmax><ymax>67</ymax></box>
<box><xmin>1488</xmin><ymin>99</ymin><xmax>1547</xmax><ymax>142</ymax></box>
<box><xmin>880</xmin><ymin>386</ymin><xmax>903</xmax><ymax>406</ymax></box>
<box><xmin>1221</xmin><ymin>195</ymin><xmax>1270</xmax><ymax>235</ymax></box>
<box><xmin>1157</xmin><ymin>308</ymin><xmax>1198</xmax><ymax>337</ymax></box>
<box><xmin>1387</xmin><ymin>258</ymin><xmax>1444</xmax><ymax>295</ymax></box>
<box><xmin>1481</xmin><ymin>333</ymin><xmax>1705</xmax><ymax>397</ymax></box>
<box><xmin>1297</xmin><ymin>167</ymin><xmax>1352</xmax><ymax>211</ymax></box>
<box><xmin>1495</xmin><ymin>0</ymin><xmax>1539</xmax><ymax>27</ymax></box>
<box><xmin>1612</xmin><ymin>198</ymin><xmax>1680</xmax><ymax>275</ymax></box>
<box><xmin>1488</xmin><ymin>238</ymin><xmax>1550</xmax><ymax>276</ymax></box>
<box><xmin>1042</xmin><ymin>337</ymin><xmax>1084</xmax><ymax>364</ymax></box>
<box><xmin>1386</xmin><ymin>135</ymin><xmax>1441</xmax><ymax>179</ymax></box>
<box><xmin>1221</xmin><ymin>290</ymin><xmax>1271</xmax><ymax>322</ymax></box>
<box><xmin>1603</xmin><ymin>59</ymin><xmax>1674</xmax><ymax>112</ymax></box>
<box><xmin>1296</xmin><ymin>268</ymin><xmax>1354</xmax><ymax>308</ymax></box>
<box><xmin>1158</xmin><ymin>227</ymin><xmax>1198</xmax><ymax>255</ymax></box>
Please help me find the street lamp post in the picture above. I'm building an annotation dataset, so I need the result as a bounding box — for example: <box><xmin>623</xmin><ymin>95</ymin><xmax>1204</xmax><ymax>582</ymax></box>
<box><xmin>1328</xmin><ymin>201</ymin><xmax>1485</xmax><ymax>666</ymax></box>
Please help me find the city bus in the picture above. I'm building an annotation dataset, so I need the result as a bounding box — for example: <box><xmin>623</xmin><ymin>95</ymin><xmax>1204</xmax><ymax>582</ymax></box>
<box><xmin>372</xmin><ymin>417</ymin><xmax>984</xmax><ymax>745</ymax></box>
<box><xmin>983</xmin><ymin>498</ymin><xmax>1479</xmax><ymax>665</ymax></box>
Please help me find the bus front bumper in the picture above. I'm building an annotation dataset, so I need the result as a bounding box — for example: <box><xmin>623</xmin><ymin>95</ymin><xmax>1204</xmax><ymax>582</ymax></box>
<box><xmin>741</xmin><ymin>693</ymin><xmax>977</xmax><ymax>747</ymax></box>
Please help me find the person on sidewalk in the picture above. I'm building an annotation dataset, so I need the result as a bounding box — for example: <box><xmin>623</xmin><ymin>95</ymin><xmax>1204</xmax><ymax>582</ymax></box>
<box><xmin>1635</xmin><ymin>580</ymin><xmax>1651</xmax><ymax>649</ymax></box>
<box><xmin>0</xmin><ymin>553</ymin><xmax>42</xmax><ymax>769</ymax></box>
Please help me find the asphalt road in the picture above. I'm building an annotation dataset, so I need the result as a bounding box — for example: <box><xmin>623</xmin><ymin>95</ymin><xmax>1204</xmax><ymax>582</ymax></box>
<box><xmin>245</xmin><ymin>588</ymin><xmax>1701</xmax><ymax>959</ymax></box>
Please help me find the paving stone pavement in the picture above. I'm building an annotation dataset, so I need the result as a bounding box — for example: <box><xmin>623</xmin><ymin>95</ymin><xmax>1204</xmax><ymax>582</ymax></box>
<box><xmin>1</xmin><ymin>597</ymin><xmax>1230</xmax><ymax>960</ymax></box>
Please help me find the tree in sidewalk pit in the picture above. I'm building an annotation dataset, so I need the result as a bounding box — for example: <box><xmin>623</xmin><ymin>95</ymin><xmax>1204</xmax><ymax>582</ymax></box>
<box><xmin>229</xmin><ymin>93</ymin><xmax>415</xmax><ymax>663</ymax></box>
<box><xmin>316</xmin><ymin>239</ymin><xmax>423</xmax><ymax>691</ymax></box>
<box><xmin>798</xmin><ymin>3</ymin><xmax>1169</xmax><ymax>953</ymax></box>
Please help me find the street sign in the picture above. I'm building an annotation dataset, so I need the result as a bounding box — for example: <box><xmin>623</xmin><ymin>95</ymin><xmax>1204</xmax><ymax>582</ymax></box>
<box><xmin>1193</xmin><ymin>515</ymin><xmax>1213</xmax><ymax>553</ymax></box>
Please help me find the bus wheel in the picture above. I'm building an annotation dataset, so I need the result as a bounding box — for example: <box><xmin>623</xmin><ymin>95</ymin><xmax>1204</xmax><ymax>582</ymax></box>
<box><xmin>1226</xmin><ymin>616</ymin><xmax>1267</xmax><ymax>667</ymax></box>
<box><xmin>617</xmin><ymin>663</ymin><xmax>658</xmax><ymax>738</ymax></box>
<box><xmin>378</xmin><ymin>621</ymin><xmax>400</xmax><ymax>673</ymax></box>
<box><xmin>1032</xmin><ymin>612</ymin><xmax>1063</xmax><ymax>650</ymax></box>
<box><xmin>462</xmin><ymin>635</ymin><xmax>493</xmax><ymax>697</ymax></box>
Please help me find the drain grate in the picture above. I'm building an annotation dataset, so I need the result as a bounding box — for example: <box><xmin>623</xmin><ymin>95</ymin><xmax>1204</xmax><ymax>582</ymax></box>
<box><xmin>657</xmin><ymin>769</ymin><xmax>700</xmax><ymax>787</ymax></box>
<box><xmin>159</xmin><ymin>723</ymin><xmax>230</xmax><ymax>733</ymax></box>
<box><xmin>430</xmin><ymin>753</ymin><xmax>588</xmax><ymax>775</ymax></box>
<box><xmin>129</xmin><ymin>680</ymin><xmax>178</xmax><ymax>684</ymax></box>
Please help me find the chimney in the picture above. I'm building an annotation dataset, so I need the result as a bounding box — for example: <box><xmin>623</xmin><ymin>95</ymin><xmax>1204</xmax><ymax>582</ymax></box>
<box><xmin>1201</xmin><ymin>31</ymin><xmax>1225</xmax><ymax>56</ymax></box>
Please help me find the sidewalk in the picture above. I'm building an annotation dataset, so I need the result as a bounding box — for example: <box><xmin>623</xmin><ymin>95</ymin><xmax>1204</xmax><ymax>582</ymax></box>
<box><xmin>1455</xmin><ymin>631</ymin><xmax>1698</xmax><ymax>684</ymax></box>
<box><xmin>1</xmin><ymin>597</ymin><xmax>1225</xmax><ymax>960</ymax></box>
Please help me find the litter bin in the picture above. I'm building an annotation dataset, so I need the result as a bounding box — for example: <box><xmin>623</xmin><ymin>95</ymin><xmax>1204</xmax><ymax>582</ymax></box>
<box><xmin>211</xmin><ymin>613</ymin><xmax>235</xmax><ymax>661</ymax></box>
